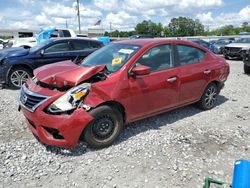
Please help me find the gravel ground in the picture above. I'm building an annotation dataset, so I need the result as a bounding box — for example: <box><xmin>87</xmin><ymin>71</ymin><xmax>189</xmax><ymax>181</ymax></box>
<box><xmin>0</xmin><ymin>60</ymin><xmax>250</xmax><ymax>188</ymax></box>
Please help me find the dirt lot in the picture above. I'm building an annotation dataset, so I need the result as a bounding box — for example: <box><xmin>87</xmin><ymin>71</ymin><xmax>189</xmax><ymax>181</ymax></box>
<box><xmin>0</xmin><ymin>60</ymin><xmax>250</xmax><ymax>188</ymax></box>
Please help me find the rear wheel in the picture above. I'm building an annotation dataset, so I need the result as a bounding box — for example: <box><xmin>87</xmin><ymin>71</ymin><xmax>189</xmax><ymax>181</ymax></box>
<box><xmin>83</xmin><ymin>105</ymin><xmax>124</xmax><ymax>148</ymax></box>
<box><xmin>8</xmin><ymin>67</ymin><xmax>32</xmax><ymax>89</ymax></box>
<box><xmin>244</xmin><ymin>64</ymin><xmax>250</xmax><ymax>74</ymax></box>
<box><xmin>198</xmin><ymin>83</ymin><xmax>218</xmax><ymax>110</ymax></box>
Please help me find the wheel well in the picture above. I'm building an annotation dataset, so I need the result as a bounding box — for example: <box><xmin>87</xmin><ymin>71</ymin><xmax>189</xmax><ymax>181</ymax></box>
<box><xmin>10</xmin><ymin>64</ymin><xmax>33</xmax><ymax>75</ymax></box>
<box><xmin>211</xmin><ymin>80</ymin><xmax>220</xmax><ymax>88</ymax></box>
<box><xmin>7</xmin><ymin>64</ymin><xmax>33</xmax><ymax>84</ymax></box>
<box><xmin>99</xmin><ymin>101</ymin><xmax>126</xmax><ymax>122</ymax></box>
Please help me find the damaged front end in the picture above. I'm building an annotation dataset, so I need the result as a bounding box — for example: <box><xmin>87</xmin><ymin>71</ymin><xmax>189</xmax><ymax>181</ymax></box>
<box><xmin>45</xmin><ymin>82</ymin><xmax>91</xmax><ymax>114</ymax></box>
<box><xmin>32</xmin><ymin>61</ymin><xmax>109</xmax><ymax>115</ymax></box>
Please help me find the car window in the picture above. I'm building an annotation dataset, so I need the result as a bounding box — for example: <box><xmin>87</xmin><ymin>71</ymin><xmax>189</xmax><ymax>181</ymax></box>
<box><xmin>199</xmin><ymin>41</ymin><xmax>209</xmax><ymax>48</ymax></box>
<box><xmin>81</xmin><ymin>43</ymin><xmax>141</xmax><ymax>73</ymax></box>
<box><xmin>62</xmin><ymin>30</ymin><xmax>71</xmax><ymax>37</ymax></box>
<box><xmin>44</xmin><ymin>42</ymin><xmax>70</xmax><ymax>53</ymax></box>
<box><xmin>136</xmin><ymin>44</ymin><xmax>173</xmax><ymax>72</ymax></box>
<box><xmin>89</xmin><ymin>41</ymin><xmax>102</xmax><ymax>48</ymax></box>
<box><xmin>72</xmin><ymin>41</ymin><xmax>90</xmax><ymax>50</ymax></box>
<box><xmin>177</xmin><ymin>45</ymin><xmax>205</xmax><ymax>65</ymax></box>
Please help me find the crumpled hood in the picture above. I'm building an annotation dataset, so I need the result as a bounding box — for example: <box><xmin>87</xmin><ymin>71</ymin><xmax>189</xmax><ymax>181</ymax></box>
<box><xmin>225</xmin><ymin>43</ymin><xmax>250</xmax><ymax>48</ymax></box>
<box><xmin>34</xmin><ymin>60</ymin><xmax>106</xmax><ymax>88</ymax></box>
<box><xmin>0</xmin><ymin>47</ymin><xmax>29</xmax><ymax>59</ymax></box>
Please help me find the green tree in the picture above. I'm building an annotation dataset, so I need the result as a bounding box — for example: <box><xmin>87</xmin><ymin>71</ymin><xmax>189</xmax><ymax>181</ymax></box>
<box><xmin>135</xmin><ymin>20</ymin><xmax>164</xmax><ymax>37</ymax></box>
<box><xmin>168</xmin><ymin>17</ymin><xmax>205</xmax><ymax>37</ymax></box>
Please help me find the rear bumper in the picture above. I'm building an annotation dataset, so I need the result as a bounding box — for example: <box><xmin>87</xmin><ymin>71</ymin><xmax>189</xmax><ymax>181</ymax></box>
<box><xmin>21</xmin><ymin>106</ymin><xmax>93</xmax><ymax>148</ymax></box>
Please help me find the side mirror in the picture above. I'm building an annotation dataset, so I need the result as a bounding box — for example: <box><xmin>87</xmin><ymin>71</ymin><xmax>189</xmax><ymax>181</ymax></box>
<box><xmin>40</xmin><ymin>49</ymin><xmax>45</xmax><ymax>56</ymax></box>
<box><xmin>131</xmin><ymin>65</ymin><xmax>151</xmax><ymax>76</ymax></box>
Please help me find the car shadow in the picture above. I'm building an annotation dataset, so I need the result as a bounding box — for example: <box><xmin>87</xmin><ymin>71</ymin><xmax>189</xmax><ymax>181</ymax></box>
<box><xmin>44</xmin><ymin>95</ymin><xmax>228</xmax><ymax>156</ymax></box>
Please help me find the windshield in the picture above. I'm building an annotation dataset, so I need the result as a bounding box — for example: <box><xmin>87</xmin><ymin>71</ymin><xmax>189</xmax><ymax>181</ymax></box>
<box><xmin>29</xmin><ymin>40</ymin><xmax>52</xmax><ymax>53</ymax></box>
<box><xmin>235</xmin><ymin>38</ymin><xmax>250</xmax><ymax>43</ymax></box>
<box><xmin>215</xmin><ymin>41</ymin><xmax>227</xmax><ymax>45</ymax></box>
<box><xmin>80</xmin><ymin>43</ymin><xmax>141</xmax><ymax>73</ymax></box>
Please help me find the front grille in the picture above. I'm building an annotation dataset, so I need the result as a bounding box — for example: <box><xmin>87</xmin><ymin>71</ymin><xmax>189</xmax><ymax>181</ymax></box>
<box><xmin>19</xmin><ymin>85</ymin><xmax>50</xmax><ymax>112</ymax></box>
<box><xmin>225</xmin><ymin>47</ymin><xmax>242</xmax><ymax>53</ymax></box>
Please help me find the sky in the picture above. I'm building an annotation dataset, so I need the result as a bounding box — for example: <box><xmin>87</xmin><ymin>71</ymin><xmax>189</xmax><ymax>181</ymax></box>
<box><xmin>0</xmin><ymin>0</ymin><xmax>249</xmax><ymax>32</ymax></box>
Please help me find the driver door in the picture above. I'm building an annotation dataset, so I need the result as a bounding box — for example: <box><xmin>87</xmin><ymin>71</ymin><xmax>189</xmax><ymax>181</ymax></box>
<box><xmin>127</xmin><ymin>44</ymin><xmax>180</xmax><ymax>120</ymax></box>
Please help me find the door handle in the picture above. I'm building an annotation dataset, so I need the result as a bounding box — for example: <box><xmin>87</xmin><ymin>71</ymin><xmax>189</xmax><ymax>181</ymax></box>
<box><xmin>204</xmin><ymin>69</ymin><xmax>211</xmax><ymax>74</ymax></box>
<box><xmin>167</xmin><ymin>77</ymin><xmax>177</xmax><ymax>82</ymax></box>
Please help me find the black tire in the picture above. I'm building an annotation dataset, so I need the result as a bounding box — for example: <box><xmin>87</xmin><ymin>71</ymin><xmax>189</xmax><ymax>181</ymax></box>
<box><xmin>224</xmin><ymin>55</ymin><xmax>230</xmax><ymax>60</ymax></box>
<box><xmin>83</xmin><ymin>105</ymin><xmax>124</xmax><ymax>149</ymax></box>
<box><xmin>244</xmin><ymin>64</ymin><xmax>250</xmax><ymax>74</ymax></box>
<box><xmin>8</xmin><ymin>67</ymin><xmax>32</xmax><ymax>89</ymax></box>
<box><xmin>197</xmin><ymin>83</ymin><xmax>218</xmax><ymax>110</ymax></box>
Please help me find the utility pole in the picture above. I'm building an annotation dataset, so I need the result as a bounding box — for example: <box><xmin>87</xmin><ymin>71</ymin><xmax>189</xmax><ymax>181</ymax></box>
<box><xmin>65</xmin><ymin>19</ymin><xmax>68</xmax><ymax>28</ymax></box>
<box><xmin>77</xmin><ymin>0</ymin><xmax>81</xmax><ymax>34</ymax></box>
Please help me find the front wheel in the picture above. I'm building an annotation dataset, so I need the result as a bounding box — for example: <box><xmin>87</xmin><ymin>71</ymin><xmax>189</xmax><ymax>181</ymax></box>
<box><xmin>244</xmin><ymin>64</ymin><xmax>250</xmax><ymax>74</ymax></box>
<box><xmin>197</xmin><ymin>83</ymin><xmax>218</xmax><ymax>110</ymax></box>
<box><xmin>8</xmin><ymin>67</ymin><xmax>32</xmax><ymax>89</ymax></box>
<box><xmin>83</xmin><ymin>105</ymin><xmax>124</xmax><ymax>148</ymax></box>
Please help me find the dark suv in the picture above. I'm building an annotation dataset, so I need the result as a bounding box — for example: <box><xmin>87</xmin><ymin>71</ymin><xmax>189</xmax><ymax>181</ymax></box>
<box><xmin>0</xmin><ymin>38</ymin><xmax>103</xmax><ymax>89</ymax></box>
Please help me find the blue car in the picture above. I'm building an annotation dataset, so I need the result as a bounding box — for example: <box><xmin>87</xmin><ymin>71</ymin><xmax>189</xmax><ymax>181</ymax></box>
<box><xmin>0</xmin><ymin>38</ymin><xmax>103</xmax><ymax>89</ymax></box>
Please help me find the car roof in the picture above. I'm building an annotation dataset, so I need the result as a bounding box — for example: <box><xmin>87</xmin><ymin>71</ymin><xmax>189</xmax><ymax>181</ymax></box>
<box><xmin>50</xmin><ymin>37</ymin><xmax>101</xmax><ymax>43</ymax></box>
<box><xmin>114</xmin><ymin>39</ymin><xmax>179</xmax><ymax>46</ymax></box>
<box><xmin>113</xmin><ymin>39</ymin><xmax>208</xmax><ymax>50</ymax></box>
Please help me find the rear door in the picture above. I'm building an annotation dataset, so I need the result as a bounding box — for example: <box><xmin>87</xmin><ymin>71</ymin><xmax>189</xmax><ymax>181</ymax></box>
<box><xmin>175</xmin><ymin>44</ymin><xmax>211</xmax><ymax>104</ymax></box>
<box><xmin>128</xmin><ymin>44</ymin><xmax>180</xmax><ymax>119</ymax></box>
<box><xmin>71</xmin><ymin>40</ymin><xmax>96</xmax><ymax>63</ymax></box>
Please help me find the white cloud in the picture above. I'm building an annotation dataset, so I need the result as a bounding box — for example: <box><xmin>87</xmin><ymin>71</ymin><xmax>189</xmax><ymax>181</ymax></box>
<box><xmin>196</xmin><ymin>5</ymin><xmax>250</xmax><ymax>29</ymax></box>
<box><xmin>106</xmin><ymin>11</ymin><xmax>138</xmax><ymax>30</ymax></box>
<box><xmin>196</xmin><ymin>12</ymin><xmax>214</xmax><ymax>24</ymax></box>
<box><xmin>35</xmin><ymin>12</ymin><xmax>52</xmax><ymax>26</ymax></box>
<box><xmin>43</xmin><ymin>4</ymin><xmax>75</xmax><ymax>18</ymax></box>
<box><xmin>239</xmin><ymin>5</ymin><xmax>250</xmax><ymax>21</ymax></box>
<box><xmin>180</xmin><ymin>0</ymin><xmax>223</xmax><ymax>9</ymax></box>
<box><xmin>94</xmin><ymin>0</ymin><xmax>120</xmax><ymax>11</ymax></box>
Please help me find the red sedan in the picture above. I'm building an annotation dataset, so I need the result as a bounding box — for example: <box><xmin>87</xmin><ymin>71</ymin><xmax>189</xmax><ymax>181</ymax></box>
<box><xmin>19</xmin><ymin>39</ymin><xmax>229</xmax><ymax>148</ymax></box>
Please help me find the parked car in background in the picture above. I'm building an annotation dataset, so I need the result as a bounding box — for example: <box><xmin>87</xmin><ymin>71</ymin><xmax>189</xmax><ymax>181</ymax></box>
<box><xmin>36</xmin><ymin>28</ymin><xmax>76</xmax><ymax>44</ymax></box>
<box><xmin>223</xmin><ymin>37</ymin><xmax>250</xmax><ymax>59</ymax></box>
<box><xmin>7</xmin><ymin>28</ymin><xmax>77</xmax><ymax>49</ymax></box>
<box><xmin>18</xmin><ymin>39</ymin><xmax>229</xmax><ymax>149</ymax></box>
<box><xmin>0</xmin><ymin>39</ymin><xmax>4</xmax><ymax>49</ymax></box>
<box><xmin>10</xmin><ymin>37</ymin><xmax>37</xmax><ymax>49</ymax></box>
<box><xmin>0</xmin><ymin>38</ymin><xmax>103</xmax><ymax>89</ymax></box>
<box><xmin>213</xmin><ymin>40</ymin><xmax>231</xmax><ymax>54</ymax></box>
<box><xmin>187</xmin><ymin>38</ymin><xmax>219</xmax><ymax>54</ymax></box>
<box><xmin>218</xmin><ymin>37</ymin><xmax>235</xmax><ymax>43</ymax></box>
<box><xmin>129</xmin><ymin>35</ymin><xmax>154</xmax><ymax>39</ymax></box>
<box><xmin>0</xmin><ymin>38</ymin><xmax>9</xmax><ymax>49</ymax></box>
<box><xmin>243</xmin><ymin>49</ymin><xmax>250</xmax><ymax>74</ymax></box>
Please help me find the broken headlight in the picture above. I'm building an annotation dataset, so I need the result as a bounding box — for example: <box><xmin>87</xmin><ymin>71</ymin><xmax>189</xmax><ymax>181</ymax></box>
<box><xmin>48</xmin><ymin>83</ymin><xmax>91</xmax><ymax>113</ymax></box>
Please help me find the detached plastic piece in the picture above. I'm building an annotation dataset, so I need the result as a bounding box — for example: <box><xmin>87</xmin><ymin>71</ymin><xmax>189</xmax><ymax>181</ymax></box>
<box><xmin>232</xmin><ymin>159</ymin><xmax>250</xmax><ymax>188</ymax></box>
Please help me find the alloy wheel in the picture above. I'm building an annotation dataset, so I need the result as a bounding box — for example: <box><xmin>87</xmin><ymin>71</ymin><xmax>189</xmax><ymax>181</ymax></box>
<box><xmin>204</xmin><ymin>86</ymin><xmax>217</xmax><ymax>109</ymax></box>
<box><xmin>10</xmin><ymin>70</ymin><xmax>29</xmax><ymax>88</ymax></box>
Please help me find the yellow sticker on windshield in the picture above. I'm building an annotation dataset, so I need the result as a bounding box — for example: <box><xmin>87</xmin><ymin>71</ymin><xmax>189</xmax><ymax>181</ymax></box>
<box><xmin>112</xmin><ymin>57</ymin><xmax>122</xmax><ymax>66</ymax></box>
